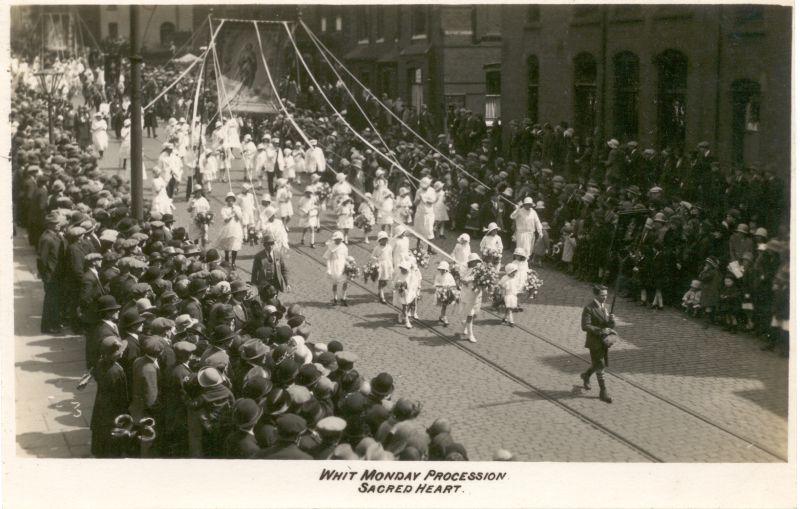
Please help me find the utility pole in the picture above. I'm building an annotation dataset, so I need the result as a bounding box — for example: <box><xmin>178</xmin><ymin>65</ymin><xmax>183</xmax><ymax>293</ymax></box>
<box><xmin>130</xmin><ymin>5</ymin><xmax>144</xmax><ymax>221</ymax></box>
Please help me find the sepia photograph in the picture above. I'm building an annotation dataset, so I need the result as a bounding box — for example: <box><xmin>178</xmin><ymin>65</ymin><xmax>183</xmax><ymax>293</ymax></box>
<box><xmin>2</xmin><ymin>1</ymin><xmax>795</xmax><ymax>507</ymax></box>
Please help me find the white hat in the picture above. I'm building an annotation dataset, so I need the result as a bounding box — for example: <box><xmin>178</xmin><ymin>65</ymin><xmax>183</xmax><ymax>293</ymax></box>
<box><xmin>261</xmin><ymin>193</ymin><xmax>272</xmax><ymax>202</ymax></box>
<box><xmin>123</xmin><ymin>118</ymin><xmax>131</xmax><ymax>126</ymax></box>
<box><xmin>263</xmin><ymin>206</ymin><xmax>277</xmax><ymax>218</ymax></box>
<box><xmin>467</xmin><ymin>253</ymin><xmax>482</xmax><ymax>263</ymax></box>
<box><xmin>336</xmin><ymin>173</ymin><xmax>346</xmax><ymax>182</ymax></box>
<box><xmin>377</xmin><ymin>231</ymin><xmax>389</xmax><ymax>241</ymax></box>
<box><xmin>332</xmin><ymin>231</ymin><xmax>344</xmax><ymax>241</ymax></box>
<box><xmin>433</xmin><ymin>181</ymin><xmax>444</xmax><ymax>190</ymax></box>
<box><xmin>457</xmin><ymin>233</ymin><xmax>470</xmax><ymax>243</ymax></box>
<box><xmin>398</xmin><ymin>260</ymin><xmax>410</xmax><ymax>271</ymax></box>
<box><xmin>607</xmin><ymin>138</ymin><xmax>620</xmax><ymax>149</ymax></box>
<box><xmin>168</xmin><ymin>117</ymin><xmax>177</xmax><ymax>125</ymax></box>
<box><xmin>394</xmin><ymin>225</ymin><xmax>407</xmax><ymax>235</ymax></box>
<box><xmin>437</xmin><ymin>261</ymin><xmax>450</xmax><ymax>271</ymax></box>
<box><xmin>513</xmin><ymin>247</ymin><xmax>527</xmax><ymax>257</ymax></box>
<box><xmin>225</xmin><ymin>191</ymin><xmax>236</xmax><ymax>201</ymax></box>
<box><xmin>179</xmin><ymin>117</ymin><xmax>186</xmax><ymax>123</ymax></box>
<box><xmin>535</xmin><ymin>201</ymin><xmax>545</xmax><ymax>210</ymax></box>
<box><xmin>193</xmin><ymin>184</ymin><xmax>203</xmax><ymax>192</ymax></box>
<box><xmin>505</xmin><ymin>263</ymin><xmax>518</xmax><ymax>274</ymax></box>
<box><xmin>243</xmin><ymin>134</ymin><xmax>252</xmax><ymax>141</ymax></box>
<box><xmin>484</xmin><ymin>222</ymin><xmax>500</xmax><ymax>232</ymax></box>
<box><xmin>304</xmin><ymin>186</ymin><xmax>314</xmax><ymax>194</ymax></box>
<box><xmin>523</xmin><ymin>197</ymin><xmax>534</xmax><ymax>206</ymax></box>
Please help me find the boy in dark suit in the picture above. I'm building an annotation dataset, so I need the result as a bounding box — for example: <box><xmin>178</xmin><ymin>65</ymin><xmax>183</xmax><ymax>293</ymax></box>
<box><xmin>579</xmin><ymin>285</ymin><xmax>616</xmax><ymax>403</ymax></box>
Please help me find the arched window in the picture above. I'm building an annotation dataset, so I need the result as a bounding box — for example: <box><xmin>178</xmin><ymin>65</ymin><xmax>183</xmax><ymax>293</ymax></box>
<box><xmin>655</xmin><ymin>49</ymin><xmax>688</xmax><ymax>150</ymax></box>
<box><xmin>573</xmin><ymin>52</ymin><xmax>597</xmax><ymax>138</ymax></box>
<box><xmin>159</xmin><ymin>22</ymin><xmax>176</xmax><ymax>47</ymax></box>
<box><xmin>731</xmin><ymin>79</ymin><xmax>761</xmax><ymax>165</ymax></box>
<box><xmin>527</xmin><ymin>55</ymin><xmax>539</xmax><ymax>121</ymax></box>
<box><xmin>613</xmin><ymin>51</ymin><xmax>639</xmax><ymax>140</ymax></box>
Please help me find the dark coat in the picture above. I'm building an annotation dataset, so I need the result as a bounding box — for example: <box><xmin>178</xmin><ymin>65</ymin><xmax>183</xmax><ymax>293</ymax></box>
<box><xmin>254</xmin><ymin>440</ymin><xmax>313</xmax><ymax>460</ymax></box>
<box><xmin>581</xmin><ymin>300</ymin><xmax>615</xmax><ymax>353</ymax></box>
<box><xmin>251</xmin><ymin>248</ymin><xmax>289</xmax><ymax>292</ymax></box>
<box><xmin>129</xmin><ymin>356</ymin><xmax>160</xmax><ymax>420</ymax></box>
<box><xmin>80</xmin><ymin>269</ymin><xmax>107</xmax><ymax>325</ymax></box>
<box><xmin>180</xmin><ymin>296</ymin><xmax>204</xmax><ymax>323</ymax></box>
<box><xmin>90</xmin><ymin>360</ymin><xmax>128</xmax><ymax>458</ymax></box>
<box><xmin>37</xmin><ymin>229</ymin><xmax>63</xmax><ymax>283</ymax></box>
<box><xmin>88</xmin><ymin>320</ymin><xmax>119</xmax><ymax>372</ymax></box>
<box><xmin>224</xmin><ymin>430</ymin><xmax>261</xmax><ymax>459</ymax></box>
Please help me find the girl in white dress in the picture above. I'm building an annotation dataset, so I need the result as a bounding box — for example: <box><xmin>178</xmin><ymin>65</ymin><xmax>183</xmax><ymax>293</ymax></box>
<box><xmin>275</xmin><ymin>179</ymin><xmax>293</xmax><ymax>230</ymax></box>
<box><xmin>451</xmin><ymin>233</ymin><xmax>472</xmax><ymax>279</ymax></box>
<box><xmin>377</xmin><ymin>191</ymin><xmax>395</xmax><ymax>233</ymax></box>
<box><xmin>323</xmin><ymin>231</ymin><xmax>349</xmax><ymax>306</ymax></box>
<box><xmin>432</xmin><ymin>181</ymin><xmax>449</xmax><ymax>239</ymax></box>
<box><xmin>261</xmin><ymin>206</ymin><xmax>290</xmax><ymax>256</ymax></box>
<box><xmin>458</xmin><ymin>254</ymin><xmax>484</xmax><ymax>343</ymax></box>
<box><xmin>187</xmin><ymin>184</ymin><xmax>211</xmax><ymax>246</ymax></box>
<box><xmin>393</xmin><ymin>260</ymin><xmax>419</xmax><ymax>329</ymax></box>
<box><xmin>358</xmin><ymin>193</ymin><xmax>376</xmax><ymax>244</ymax></box>
<box><xmin>292</xmin><ymin>142</ymin><xmax>305</xmax><ymax>185</ymax></box>
<box><xmin>391</xmin><ymin>225</ymin><xmax>410</xmax><ymax>271</ymax></box>
<box><xmin>511</xmin><ymin>248</ymin><xmax>529</xmax><ymax>311</ymax></box>
<box><xmin>331</xmin><ymin>173</ymin><xmax>352</xmax><ymax>205</ymax></box>
<box><xmin>370</xmin><ymin>231</ymin><xmax>394</xmax><ymax>303</ymax></box>
<box><xmin>297</xmin><ymin>187</ymin><xmax>319</xmax><ymax>247</ymax></box>
<box><xmin>408</xmin><ymin>256</ymin><xmax>423</xmax><ymax>320</ymax></box>
<box><xmin>217</xmin><ymin>192</ymin><xmax>244</xmax><ymax>268</ymax></box>
<box><xmin>413</xmin><ymin>177</ymin><xmax>437</xmax><ymax>249</ymax></box>
<box><xmin>480</xmin><ymin>222</ymin><xmax>504</xmax><ymax>271</ymax></box>
<box><xmin>200</xmin><ymin>148</ymin><xmax>217</xmax><ymax>193</ymax></box>
<box><xmin>150</xmin><ymin>167</ymin><xmax>175</xmax><ymax>216</ymax></box>
<box><xmin>395</xmin><ymin>187</ymin><xmax>413</xmax><ymax>225</ymax></box>
<box><xmin>499</xmin><ymin>263</ymin><xmax>521</xmax><ymax>326</ymax></box>
<box><xmin>434</xmin><ymin>260</ymin><xmax>458</xmax><ymax>326</ymax></box>
<box><xmin>91</xmin><ymin>112</ymin><xmax>108</xmax><ymax>156</ymax></box>
<box><xmin>238</xmin><ymin>184</ymin><xmax>256</xmax><ymax>244</ymax></box>
<box><xmin>281</xmin><ymin>147</ymin><xmax>296</xmax><ymax>182</ymax></box>
<box><xmin>241</xmin><ymin>134</ymin><xmax>257</xmax><ymax>182</ymax></box>
<box><xmin>336</xmin><ymin>197</ymin><xmax>355</xmax><ymax>244</ymax></box>
<box><xmin>119</xmin><ymin>118</ymin><xmax>131</xmax><ymax>169</ymax></box>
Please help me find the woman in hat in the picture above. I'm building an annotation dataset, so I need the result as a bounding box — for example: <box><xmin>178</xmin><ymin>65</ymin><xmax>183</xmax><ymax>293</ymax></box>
<box><xmin>150</xmin><ymin>166</ymin><xmax>175</xmax><ymax>217</ymax></box>
<box><xmin>413</xmin><ymin>177</ymin><xmax>437</xmax><ymax>250</ymax></box>
<box><xmin>297</xmin><ymin>186</ymin><xmax>319</xmax><ymax>247</ymax></box>
<box><xmin>216</xmin><ymin>192</ymin><xmax>244</xmax><ymax>269</ymax></box>
<box><xmin>187</xmin><ymin>184</ymin><xmax>211</xmax><ymax>247</ymax></box>
<box><xmin>119</xmin><ymin>118</ymin><xmax>131</xmax><ymax>170</ymax></box>
<box><xmin>90</xmin><ymin>336</ymin><xmax>128</xmax><ymax>458</ymax></box>
<box><xmin>90</xmin><ymin>112</ymin><xmax>108</xmax><ymax>157</ymax></box>
<box><xmin>432</xmin><ymin>181</ymin><xmax>449</xmax><ymax>239</ymax></box>
<box><xmin>275</xmin><ymin>178</ymin><xmax>293</xmax><ymax>230</ymax></box>
<box><xmin>395</xmin><ymin>187</ymin><xmax>413</xmax><ymax>225</ymax></box>
<box><xmin>336</xmin><ymin>196</ymin><xmax>355</xmax><ymax>244</ymax></box>
<box><xmin>377</xmin><ymin>189</ymin><xmax>396</xmax><ymax>233</ymax></box>
<box><xmin>323</xmin><ymin>231</ymin><xmax>350</xmax><ymax>306</ymax></box>
<box><xmin>480</xmin><ymin>222</ymin><xmax>504</xmax><ymax>270</ymax></box>
<box><xmin>434</xmin><ymin>261</ymin><xmax>458</xmax><ymax>326</ymax></box>
<box><xmin>241</xmin><ymin>133</ymin><xmax>257</xmax><ymax>183</ymax></box>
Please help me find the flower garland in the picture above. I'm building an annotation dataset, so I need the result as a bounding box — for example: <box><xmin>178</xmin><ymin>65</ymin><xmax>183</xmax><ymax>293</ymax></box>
<box><xmin>481</xmin><ymin>247</ymin><xmax>503</xmax><ymax>266</ymax></box>
<box><xmin>525</xmin><ymin>270</ymin><xmax>544</xmax><ymax>299</ymax></box>
<box><xmin>343</xmin><ymin>257</ymin><xmax>360</xmax><ymax>280</ymax></box>
<box><xmin>362</xmin><ymin>259</ymin><xmax>380</xmax><ymax>283</ymax></box>
<box><xmin>316</xmin><ymin>182</ymin><xmax>332</xmax><ymax>206</ymax></box>
<box><xmin>194</xmin><ymin>211</ymin><xmax>215</xmax><ymax>227</ymax></box>
<box><xmin>471</xmin><ymin>262</ymin><xmax>499</xmax><ymax>293</ymax></box>
<box><xmin>410</xmin><ymin>247</ymin><xmax>431</xmax><ymax>269</ymax></box>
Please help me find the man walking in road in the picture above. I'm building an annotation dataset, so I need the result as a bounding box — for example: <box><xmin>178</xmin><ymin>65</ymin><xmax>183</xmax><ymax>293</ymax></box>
<box><xmin>580</xmin><ymin>285</ymin><xmax>616</xmax><ymax>403</ymax></box>
<box><xmin>251</xmin><ymin>233</ymin><xmax>290</xmax><ymax>295</ymax></box>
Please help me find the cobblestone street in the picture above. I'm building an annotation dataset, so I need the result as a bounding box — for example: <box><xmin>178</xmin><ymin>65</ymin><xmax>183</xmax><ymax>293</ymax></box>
<box><xmin>14</xmin><ymin>134</ymin><xmax>789</xmax><ymax>462</ymax></box>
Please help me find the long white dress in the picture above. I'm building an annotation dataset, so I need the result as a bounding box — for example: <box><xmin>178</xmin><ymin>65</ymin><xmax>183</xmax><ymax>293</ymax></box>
<box><xmin>433</xmin><ymin>189</ymin><xmax>449</xmax><ymax>222</ymax></box>
<box><xmin>378</xmin><ymin>196</ymin><xmax>395</xmax><ymax>226</ymax></box>
<box><xmin>392</xmin><ymin>268</ymin><xmax>419</xmax><ymax>306</ymax></box>
<box><xmin>276</xmin><ymin>187</ymin><xmax>293</xmax><ymax>218</ymax></box>
<box><xmin>413</xmin><ymin>187</ymin><xmax>437</xmax><ymax>239</ymax></box>
<box><xmin>458</xmin><ymin>266</ymin><xmax>483</xmax><ymax>319</ymax></box>
<box><xmin>151</xmin><ymin>176</ymin><xmax>175</xmax><ymax>216</ymax></box>
<box><xmin>282</xmin><ymin>148</ymin><xmax>296</xmax><ymax>180</ymax></box>
<box><xmin>91</xmin><ymin>118</ymin><xmax>108</xmax><ymax>153</ymax></box>
<box><xmin>323</xmin><ymin>242</ymin><xmax>348</xmax><ymax>283</ymax></box>
<box><xmin>336</xmin><ymin>202</ymin><xmax>355</xmax><ymax>230</ymax></box>
<box><xmin>238</xmin><ymin>192</ymin><xmax>256</xmax><ymax>228</ymax></box>
<box><xmin>264</xmin><ymin>218</ymin><xmax>290</xmax><ymax>255</ymax></box>
<box><xmin>450</xmin><ymin>243</ymin><xmax>472</xmax><ymax>278</ymax></box>
<box><xmin>119</xmin><ymin>125</ymin><xmax>131</xmax><ymax>161</ymax></box>
<box><xmin>217</xmin><ymin>205</ymin><xmax>244</xmax><ymax>251</ymax></box>
<box><xmin>297</xmin><ymin>196</ymin><xmax>319</xmax><ymax>228</ymax></box>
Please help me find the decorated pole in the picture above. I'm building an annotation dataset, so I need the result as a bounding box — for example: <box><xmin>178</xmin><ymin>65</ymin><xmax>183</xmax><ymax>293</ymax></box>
<box><xmin>130</xmin><ymin>5</ymin><xmax>144</xmax><ymax>221</ymax></box>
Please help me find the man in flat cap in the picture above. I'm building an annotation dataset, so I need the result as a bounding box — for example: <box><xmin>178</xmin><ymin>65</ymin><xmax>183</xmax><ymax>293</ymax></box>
<box><xmin>254</xmin><ymin>413</ymin><xmax>313</xmax><ymax>459</ymax></box>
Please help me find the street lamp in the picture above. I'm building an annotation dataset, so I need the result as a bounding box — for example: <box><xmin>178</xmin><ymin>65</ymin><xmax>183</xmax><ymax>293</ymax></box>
<box><xmin>35</xmin><ymin>69</ymin><xmax>64</xmax><ymax>144</ymax></box>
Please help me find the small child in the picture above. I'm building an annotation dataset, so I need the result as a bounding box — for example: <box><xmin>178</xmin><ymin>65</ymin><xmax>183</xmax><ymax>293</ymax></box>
<box><xmin>682</xmin><ymin>279</ymin><xmax>702</xmax><ymax>317</ymax></box>
<box><xmin>298</xmin><ymin>186</ymin><xmax>319</xmax><ymax>247</ymax></box>
<box><xmin>371</xmin><ymin>231</ymin><xmax>394</xmax><ymax>303</ymax></box>
<box><xmin>357</xmin><ymin>193</ymin><xmax>376</xmax><ymax>244</ymax></box>
<box><xmin>408</xmin><ymin>256</ymin><xmax>423</xmax><ymax>320</ymax></box>
<box><xmin>531</xmin><ymin>222</ymin><xmax>551</xmax><ymax>268</ymax></box>
<box><xmin>499</xmin><ymin>263</ymin><xmax>520</xmax><ymax>326</ymax></box>
<box><xmin>718</xmin><ymin>274</ymin><xmax>741</xmax><ymax>331</ymax></box>
<box><xmin>323</xmin><ymin>231</ymin><xmax>349</xmax><ymax>305</ymax></box>
<box><xmin>336</xmin><ymin>197</ymin><xmax>355</xmax><ymax>244</ymax></box>
<box><xmin>434</xmin><ymin>260</ymin><xmax>458</xmax><ymax>326</ymax></box>
<box><xmin>561</xmin><ymin>223</ymin><xmax>577</xmax><ymax>273</ymax></box>
<box><xmin>450</xmin><ymin>233</ymin><xmax>472</xmax><ymax>279</ymax></box>
<box><xmin>377</xmin><ymin>191</ymin><xmax>395</xmax><ymax>233</ymax></box>
<box><xmin>432</xmin><ymin>181</ymin><xmax>449</xmax><ymax>239</ymax></box>
<box><xmin>395</xmin><ymin>187</ymin><xmax>413</xmax><ymax>224</ymax></box>
<box><xmin>512</xmin><ymin>247</ymin><xmax>529</xmax><ymax>311</ymax></box>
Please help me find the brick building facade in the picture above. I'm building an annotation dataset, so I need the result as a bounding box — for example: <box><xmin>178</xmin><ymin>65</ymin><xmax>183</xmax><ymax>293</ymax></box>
<box><xmin>500</xmin><ymin>4</ymin><xmax>791</xmax><ymax>175</ymax></box>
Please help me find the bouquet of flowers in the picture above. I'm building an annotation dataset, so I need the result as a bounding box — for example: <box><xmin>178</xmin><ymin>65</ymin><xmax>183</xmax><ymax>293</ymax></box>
<box><xmin>394</xmin><ymin>280</ymin><xmax>408</xmax><ymax>295</ymax></box>
<box><xmin>194</xmin><ymin>211</ymin><xmax>214</xmax><ymax>227</ymax></box>
<box><xmin>362</xmin><ymin>259</ymin><xmax>380</xmax><ymax>283</ymax></box>
<box><xmin>435</xmin><ymin>286</ymin><xmax>461</xmax><ymax>306</ymax></box>
<box><xmin>525</xmin><ymin>270</ymin><xmax>543</xmax><ymax>299</ymax></box>
<box><xmin>471</xmin><ymin>262</ymin><xmax>499</xmax><ymax>293</ymax></box>
<box><xmin>316</xmin><ymin>183</ymin><xmax>332</xmax><ymax>206</ymax></box>
<box><xmin>491</xmin><ymin>286</ymin><xmax>506</xmax><ymax>309</ymax></box>
<box><xmin>344</xmin><ymin>257</ymin><xmax>360</xmax><ymax>280</ymax></box>
<box><xmin>481</xmin><ymin>247</ymin><xmax>502</xmax><ymax>266</ymax></box>
<box><xmin>410</xmin><ymin>247</ymin><xmax>431</xmax><ymax>269</ymax></box>
<box><xmin>354</xmin><ymin>213</ymin><xmax>372</xmax><ymax>232</ymax></box>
